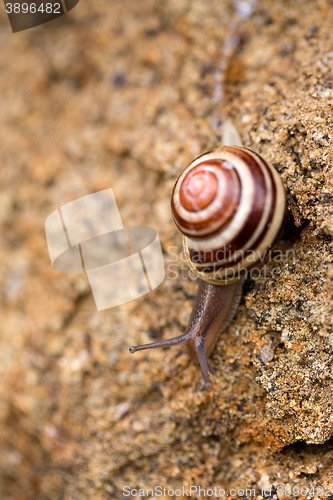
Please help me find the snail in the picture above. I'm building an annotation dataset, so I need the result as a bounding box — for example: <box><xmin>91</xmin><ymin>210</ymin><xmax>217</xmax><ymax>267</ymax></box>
<box><xmin>130</xmin><ymin>122</ymin><xmax>286</xmax><ymax>388</ymax></box>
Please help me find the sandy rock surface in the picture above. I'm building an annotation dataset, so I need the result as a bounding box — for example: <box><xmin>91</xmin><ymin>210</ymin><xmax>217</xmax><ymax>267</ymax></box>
<box><xmin>0</xmin><ymin>0</ymin><xmax>333</xmax><ymax>498</ymax></box>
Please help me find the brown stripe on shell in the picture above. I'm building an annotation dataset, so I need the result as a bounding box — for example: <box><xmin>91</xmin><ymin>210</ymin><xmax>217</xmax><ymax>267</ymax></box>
<box><xmin>188</xmin><ymin>147</ymin><xmax>268</xmax><ymax>264</ymax></box>
<box><xmin>246</xmin><ymin>148</ymin><xmax>287</xmax><ymax>251</ymax></box>
<box><xmin>191</xmin><ymin>151</ymin><xmax>284</xmax><ymax>276</ymax></box>
<box><xmin>198</xmin><ymin>199</ymin><xmax>275</xmax><ymax>273</ymax></box>
<box><xmin>171</xmin><ymin>159</ymin><xmax>240</xmax><ymax>238</ymax></box>
<box><xmin>201</xmin><ymin>204</ymin><xmax>285</xmax><ymax>276</ymax></box>
<box><xmin>179</xmin><ymin>169</ymin><xmax>218</xmax><ymax>212</ymax></box>
<box><xmin>198</xmin><ymin>158</ymin><xmax>277</xmax><ymax>272</ymax></box>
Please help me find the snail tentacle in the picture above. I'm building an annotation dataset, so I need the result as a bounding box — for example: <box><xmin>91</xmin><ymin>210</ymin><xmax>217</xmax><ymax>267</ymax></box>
<box><xmin>129</xmin><ymin>331</ymin><xmax>189</xmax><ymax>353</ymax></box>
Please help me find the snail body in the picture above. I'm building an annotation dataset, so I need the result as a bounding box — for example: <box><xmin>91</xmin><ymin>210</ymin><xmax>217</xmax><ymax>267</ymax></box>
<box><xmin>130</xmin><ymin>140</ymin><xmax>286</xmax><ymax>388</ymax></box>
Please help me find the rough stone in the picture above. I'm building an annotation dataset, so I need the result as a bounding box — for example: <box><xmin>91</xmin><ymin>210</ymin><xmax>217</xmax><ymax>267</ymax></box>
<box><xmin>0</xmin><ymin>0</ymin><xmax>333</xmax><ymax>498</ymax></box>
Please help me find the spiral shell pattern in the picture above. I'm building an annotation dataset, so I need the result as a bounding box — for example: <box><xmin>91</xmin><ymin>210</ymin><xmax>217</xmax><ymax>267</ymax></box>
<box><xmin>171</xmin><ymin>146</ymin><xmax>286</xmax><ymax>283</ymax></box>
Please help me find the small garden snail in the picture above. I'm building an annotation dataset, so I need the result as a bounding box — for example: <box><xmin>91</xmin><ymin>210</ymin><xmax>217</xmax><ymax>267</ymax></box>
<box><xmin>130</xmin><ymin>123</ymin><xmax>286</xmax><ymax>388</ymax></box>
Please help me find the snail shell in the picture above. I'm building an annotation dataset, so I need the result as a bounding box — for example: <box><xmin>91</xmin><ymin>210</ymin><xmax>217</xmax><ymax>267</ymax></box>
<box><xmin>171</xmin><ymin>146</ymin><xmax>286</xmax><ymax>283</ymax></box>
<box><xmin>130</xmin><ymin>144</ymin><xmax>286</xmax><ymax>389</ymax></box>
